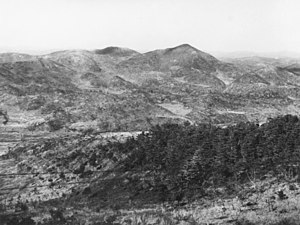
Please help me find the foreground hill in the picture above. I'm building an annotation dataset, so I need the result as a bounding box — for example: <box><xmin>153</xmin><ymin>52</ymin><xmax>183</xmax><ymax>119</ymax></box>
<box><xmin>2</xmin><ymin>116</ymin><xmax>300</xmax><ymax>224</ymax></box>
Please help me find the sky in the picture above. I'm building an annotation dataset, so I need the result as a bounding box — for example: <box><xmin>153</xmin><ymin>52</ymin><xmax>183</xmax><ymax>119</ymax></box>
<box><xmin>0</xmin><ymin>0</ymin><xmax>300</xmax><ymax>54</ymax></box>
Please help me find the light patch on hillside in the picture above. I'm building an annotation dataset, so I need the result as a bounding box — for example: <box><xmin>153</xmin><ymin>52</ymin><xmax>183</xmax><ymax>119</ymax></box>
<box><xmin>174</xmin><ymin>77</ymin><xmax>186</xmax><ymax>83</ymax></box>
<box><xmin>158</xmin><ymin>103</ymin><xmax>192</xmax><ymax>116</ymax></box>
<box><xmin>196</xmin><ymin>84</ymin><xmax>211</xmax><ymax>88</ymax></box>
<box><xmin>217</xmin><ymin>110</ymin><xmax>245</xmax><ymax>114</ymax></box>
<box><xmin>284</xmin><ymin>104</ymin><xmax>300</xmax><ymax>115</ymax></box>
<box><xmin>105</xmin><ymin>89</ymin><xmax>127</xmax><ymax>95</ymax></box>
<box><xmin>215</xmin><ymin>70</ymin><xmax>235</xmax><ymax>85</ymax></box>
<box><xmin>174</xmin><ymin>77</ymin><xmax>212</xmax><ymax>88</ymax></box>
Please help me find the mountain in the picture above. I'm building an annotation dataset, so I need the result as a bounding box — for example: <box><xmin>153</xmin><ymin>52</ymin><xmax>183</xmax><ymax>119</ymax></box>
<box><xmin>1</xmin><ymin>44</ymin><xmax>300</xmax><ymax>136</ymax></box>
<box><xmin>118</xmin><ymin>43</ymin><xmax>223</xmax><ymax>73</ymax></box>
<box><xmin>116</xmin><ymin>44</ymin><xmax>242</xmax><ymax>90</ymax></box>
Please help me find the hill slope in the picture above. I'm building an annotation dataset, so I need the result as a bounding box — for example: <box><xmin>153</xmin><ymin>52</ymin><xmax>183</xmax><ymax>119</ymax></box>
<box><xmin>2</xmin><ymin>45</ymin><xmax>300</xmax><ymax>224</ymax></box>
<box><xmin>0</xmin><ymin>44</ymin><xmax>300</xmax><ymax>135</ymax></box>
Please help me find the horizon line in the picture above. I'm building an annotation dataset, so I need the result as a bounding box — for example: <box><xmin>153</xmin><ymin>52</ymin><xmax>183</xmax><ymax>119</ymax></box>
<box><xmin>0</xmin><ymin>44</ymin><xmax>300</xmax><ymax>58</ymax></box>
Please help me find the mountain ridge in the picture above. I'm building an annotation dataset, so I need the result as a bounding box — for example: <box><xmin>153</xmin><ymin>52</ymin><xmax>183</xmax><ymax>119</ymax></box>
<box><xmin>0</xmin><ymin>44</ymin><xmax>300</xmax><ymax>133</ymax></box>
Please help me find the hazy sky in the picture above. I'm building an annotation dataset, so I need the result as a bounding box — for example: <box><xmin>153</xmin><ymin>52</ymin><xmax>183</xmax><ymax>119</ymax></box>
<box><xmin>0</xmin><ymin>0</ymin><xmax>300</xmax><ymax>54</ymax></box>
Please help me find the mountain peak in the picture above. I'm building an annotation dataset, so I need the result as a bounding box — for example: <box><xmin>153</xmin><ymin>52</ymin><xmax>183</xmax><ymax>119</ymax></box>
<box><xmin>94</xmin><ymin>47</ymin><xmax>139</xmax><ymax>57</ymax></box>
<box><xmin>164</xmin><ymin>44</ymin><xmax>199</xmax><ymax>53</ymax></box>
<box><xmin>162</xmin><ymin>44</ymin><xmax>218</xmax><ymax>63</ymax></box>
<box><xmin>175</xmin><ymin>43</ymin><xmax>197</xmax><ymax>49</ymax></box>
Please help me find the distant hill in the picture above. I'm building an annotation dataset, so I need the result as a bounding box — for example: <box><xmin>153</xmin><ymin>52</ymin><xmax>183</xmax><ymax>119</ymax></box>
<box><xmin>0</xmin><ymin>52</ymin><xmax>36</xmax><ymax>63</ymax></box>
<box><xmin>1</xmin><ymin>44</ymin><xmax>300</xmax><ymax>132</ymax></box>
<box><xmin>94</xmin><ymin>46</ymin><xmax>140</xmax><ymax>57</ymax></box>
<box><xmin>212</xmin><ymin>50</ymin><xmax>300</xmax><ymax>59</ymax></box>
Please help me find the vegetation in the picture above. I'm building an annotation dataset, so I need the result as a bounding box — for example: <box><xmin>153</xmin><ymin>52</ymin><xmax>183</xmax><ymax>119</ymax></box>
<box><xmin>92</xmin><ymin>114</ymin><xmax>300</xmax><ymax>201</ymax></box>
<box><xmin>4</xmin><ymin>115</ymin><xmax>300</xmax><ymax>223</ymax></box>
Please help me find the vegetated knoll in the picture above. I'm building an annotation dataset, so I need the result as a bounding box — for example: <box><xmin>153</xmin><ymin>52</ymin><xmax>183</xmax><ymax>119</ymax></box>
<box><xmin>94</xmin><ymin>46</ymin><xmax>140</xmax><ymax>58</ymax></box>
<box><xmin>4</xmin><ymin>115</ymin><xmax>300</xmax><ymax>224</ymax></box>
<box><xmin>61</xmin><ymin>115</ymin><xmax>300</xmax><ymax>223</ymax></box>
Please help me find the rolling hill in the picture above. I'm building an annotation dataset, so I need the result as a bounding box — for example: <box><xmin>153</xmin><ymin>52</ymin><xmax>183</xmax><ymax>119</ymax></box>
<box><xmin>0</xmin><ymin>44</ymin><xmax>300</xmax><ymax>135</ymax></box>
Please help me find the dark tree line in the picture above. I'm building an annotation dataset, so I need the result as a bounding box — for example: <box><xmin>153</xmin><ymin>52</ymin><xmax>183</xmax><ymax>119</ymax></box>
<box><xmin>99</xmin><ymin>115</ymin><xmax>300</xmax><ymax>201</ymax></box>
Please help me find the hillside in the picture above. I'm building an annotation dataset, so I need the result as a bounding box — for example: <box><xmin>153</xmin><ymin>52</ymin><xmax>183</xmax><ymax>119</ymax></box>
<box><xmin>2</xmin><ymin>45</ymin><xmax>300</xmax><ymax>224</ymax></box>
<box><xmin>3</xmin><ymin>116</ymin><xmax>300</xmax><ymax>224</ymax></box>
<box><xmin>0</xmin><ymin>44</ymin><xmax>300</xmax><ymax>139</ymax></box>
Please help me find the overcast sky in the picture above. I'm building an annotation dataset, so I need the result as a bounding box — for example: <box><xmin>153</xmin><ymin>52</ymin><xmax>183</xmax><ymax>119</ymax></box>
<box><xmin>0</xmin><ymin>0</ymin><xmax>299</xmax><ymax>54</ymax></box>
